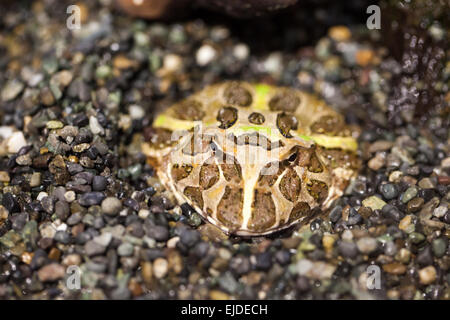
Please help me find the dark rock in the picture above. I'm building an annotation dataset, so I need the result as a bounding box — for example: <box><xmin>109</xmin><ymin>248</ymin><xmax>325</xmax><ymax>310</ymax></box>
<box><xmin>79</xmin><ymin>192</ymin><xmax>105</xmax><ymax>207</ymax></box>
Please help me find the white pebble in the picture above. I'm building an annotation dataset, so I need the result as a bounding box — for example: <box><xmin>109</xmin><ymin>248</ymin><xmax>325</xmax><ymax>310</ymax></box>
<box><xmin>129</xmin><ymin>105</ymin><xmax>145</xmax><ymax>119</ymax></box>
<box><xmin>6</xmin><ymin>131</ymin><xmax>27</xmax><ymax>154</ymax></box>
<box><xmin>342</xmin><ymin>229</ymin><xmax>353</xmax><ymax>241</ymax></box>
<box><xmin>89</xmin><ymin>116</ymin><xmax>104</xmax><ymax>135</ymax></box>
<box><xmin>64</xmin><ymin>191</ymin><xmax>76</xmax><ymax>202</ymax></box>
<box><xmin>433</xmin><ymin>205</ymin><xmax>447</xmax><ymax>218</ymax></box>
<box><xmin>153</xmin><ymin>258</ymin><xmax>168</xmax><ymax>279</ymax></box>
<box><xmin>138</xmin><ymin>209</ymin><xmax>150</xmax><ymax>219</ymax></box>
<box><xmin>263</xmin><ymin>52</ymin><xmax>282</xmax><ymax>75</ymax></box>
<box><xmin>167</xmin><ymin>236</ymin><xmax>180</xmax><ymax>249</ymax></box>
<box><xmin>37</xmin><ymin>192</ymin><xmax>48</xmax><ymax>201</ymax></box>
<box><xmin>163</xmin><ymin>54</ymin><xmax>182</xmax><ymax>73</ymax></box>
<box><xmin>55</xmin><ymin>223</ymin><xmax>68</xmax><ymax>232</ymax></box>
<box><xmin>233</xmin><ymin>44</ymin><xmax>249</xmax><ymax>60</ymax></box>
<box><xmin>196</xmin><ymin>44</ymin><xmax>217</xmax><ymax>66</ymax></box>
<box><xmin>0</xmin><ymin>126</ymin><xmax>14</xmax><ymax>139</ymax></box>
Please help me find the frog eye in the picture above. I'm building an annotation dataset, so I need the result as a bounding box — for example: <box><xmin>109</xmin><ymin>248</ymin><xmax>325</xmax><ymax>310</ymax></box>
<box><xmin>224</xmin><ymin>83</ymin><xmax>253</xmax><ymax>107</ymax></box>
<box><xmin>217</xmin><ymin>106</ymin><xmax>238</xmax><ymax>129</ymax></box>
<box><xmin>276</xmin><ymin>112</ymin><xmax>298</xmax><ymax>138</ymax></box>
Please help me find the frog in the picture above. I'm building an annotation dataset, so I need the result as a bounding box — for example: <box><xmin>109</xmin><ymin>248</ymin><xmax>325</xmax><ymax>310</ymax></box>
<box><xmin>142</xmin><ymin>81</ymin><xmax>359</xmax><ymax>236</ymax></box>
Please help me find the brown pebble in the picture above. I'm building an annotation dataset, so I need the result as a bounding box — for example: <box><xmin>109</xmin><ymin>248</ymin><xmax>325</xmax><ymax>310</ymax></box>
<box><xmin>48</xmin><ymin>247</ymin><xmax>61</xmax><ymax>261</ymax></box>
<box><xmin>128</xmin><ymin>278</ymin><xmax>143</xmax><ymax>297</ymax></box>
<box><xmin>382</xmin><ymin>262</ymin><xmax>406</xmax><ymax>275</ymax></box>
<box><xmin>328</xmin><ymin>26</ymin><xmax>351</xmax><ymax>42</ymax></box>
<box><xmin>141</xmin><ymin>262</ymin><xmax>153</xmax><ymax>285</ymax></box>
<box><xmin>438</xmin><ymin>176</ymin><xmax>450</xmax><ymax>185</ymax></box>
<box><xmin>21</xmin><ymin>252</ymin><xmax>33</xmax><ymax>265</ymax></box>
<box><xmin>407</xmin><ymin>197</ymin><xmax>424</xmax><ymax>213</ymax></box>
<box><xmin>37</xmin><ymin>263</ymin><xmax>65</xmax><ymax>282</ymax></box>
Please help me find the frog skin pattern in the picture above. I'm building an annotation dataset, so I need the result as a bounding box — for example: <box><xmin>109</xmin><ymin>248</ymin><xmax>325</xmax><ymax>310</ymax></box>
<box><xmin>142</xmin><ymin>82</ymin><xmax>359</xmax><ymax>236</ymax></box>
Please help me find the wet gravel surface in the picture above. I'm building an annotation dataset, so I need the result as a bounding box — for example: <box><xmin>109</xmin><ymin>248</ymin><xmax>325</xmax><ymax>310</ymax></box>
<box><xmin>0</xmin><ymin>1</ymin><xmax>448</xmax><ymax>300</ymax></box>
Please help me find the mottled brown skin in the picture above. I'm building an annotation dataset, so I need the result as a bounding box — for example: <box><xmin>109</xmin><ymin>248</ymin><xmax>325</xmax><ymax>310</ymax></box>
<box><xmin>142</xmin><ymin>81</ymin><xmax>359</xmax><ymax>236</ymax></box>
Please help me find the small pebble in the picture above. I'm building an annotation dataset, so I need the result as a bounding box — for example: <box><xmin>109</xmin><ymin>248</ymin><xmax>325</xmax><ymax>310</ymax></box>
<box><xmin>418</xmin><ymin>266</ymin><xmax>437</xmax><ymax>285</ymax></box>
<box><xmin>101</xmin><ymin>197</ymin><xmax>122</xmax><ymax>216</ymax></box>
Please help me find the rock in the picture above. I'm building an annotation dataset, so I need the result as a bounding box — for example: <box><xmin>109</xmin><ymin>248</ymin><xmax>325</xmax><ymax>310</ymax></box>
<box><xmin>145</xmin><ymin>224</ymin><xmax>169</xmax><ymax>242</ymax></box>
<box><xmin>356</xmin><ymin>237</ymin><xmax>378</xmax><ymax>254</ymax></box>
<box><xmin>1</xmin><ymin>80</ymin><xmax>24</xmax><ymax>101</ymax></box>
<box><xmin>64</xmin><ymin>191</ymin><xmax>76</xmax><ymax>202</ymax></box>
<box><xmin>48</xmin><ymin>155</ymin><xmax>70</xmax><ymax>185</ymax></box>
<box><xmin>5</xmin><ymin>131</ymin><xmax>27</xmax><ymax>154</ymax></box>
<box><xmin>37</xmin><ymin>263</ymin><xmax>65</xmax><ymax>282</ymax></box>
<box><xmin>54</xmin><ymin>231</ymin><xmax>71</xmax><ymax>244</ymax></box>
<box><xmin>128</xmin><ymin>105</ymin><xmax>145</xmax><ymax>119</ymax></box>
<box><xmin>399</xmin><ymin>215</ymin><xmax>413</xmax><ymax>231</ymax></box>
<box><xmin>198</xmin><ymin>223</ymin><xmax>228</xmax><ymax>242</ymax></box>
<box><xmin>233</xmin><ymin>44</ymin><xmax>249</xmax><ymax>60</ymax></box>
<box><xmin>338</xmin><ymin>241</ymin><xmax>359</xmax><ymax>258</ymax></box>
<box><xmin>230</xmin><ymin>255</ymin><xmax>251</xmax><ymax>275</ymax></box>
<box><xmin>418</xmin><ymin>177</ymin><xmax>435</xmax><ymax>189</ymax></box>
<box><xmin>29</xmin><ymin>172</ymin><xmax>42</xmax><ymax>187</ymax></box>
<box><xmin>79</xmin><ymin>192</ymin><xmax>106</xmax><ymax>207</ymax></box>
<box><xmin>368</xmin><ymin>154</ymin><xmax>385</xmax><ymax>170</ymax></box>
<box><xmin>255</xmin><ymin>252</ymin><xmax>272</xmax><ymax>270</ymax></box>
<box><xmin>431</xmin><ymin>238</ymin><xmax>447</xmax><ymax>258</ymax></box>
<box><xmin>93</xmin><ymin>232</ymin><xmax>112</xmax><ymax>248</ymax></box>
<box><xmin>117</xmin><ymin>242</ymin><xmax>134</xmax><ymax>256</ymax></box>
<box><xmin>380</xmin><ymin>183</ymin><xmax>398</xmax><ymax>200</ymax></box>
<box><xmin>368</xmin><ymin>140</ymin><xmax>394</xmax><ymax>153</ymax></box>
<box><xmin>55</xmin><ymin>200</ymin><xmax>70</xmax><ymax>220</ymax></box>
<box><xmin>407</xmin><ymin>197</ymin><xmax>424</xmax><ymax>213</ymax></box>
<box><xmin>433</xmin><ymin>205</ymin><xmax>447</xmax><ymax>218</ymax></box>
<box><xmin>46</xmin><ymin>120</ymin><xmax>64</xmax><ymax>129</ymax></box>
<box><xmin>401</xmin><ymin>187</ymin><xmax>418</xmax><ymax>204</ymax></box>
<box><xmin>101</xmin><ymin>197</ymin><xmax>122</xmax><ymax>216</ymax></box>
<box><xmin>89</xmin><ymin>116</ymin><xmax>104</xmax><ymax>135</ymax></box>
<box><xmin>196</xmin><ymin>44</ymin><xmax>217</xmax><ymax>66</ymax></box>
<box><xmin>92</xmin><ymin>175</ymin><xmax>107</xmax><ymax>191</ymax></box>
<box><xmin>2</xmin><ymin>193</ymin><xmax>20</xmax><ymax>213</ymax></box>
<box><xmin>179</xmin><ymin>229</ymin><xmax>201</xmax><ymax>247</ymax></box>
<box><xmin>382</xmin><ymin>262</ymin><xmax>406</xmax><ymax>275</ymax></box>
<box><xmin>296</xmin><ymin>259</ymin><xmax>336</xmax><ymax>280</ymax></box>
<box><xmin>329</xmin><ymin>206</ymin><xmax>342</xmax><ymax>223</ymax></box>
<box><xmin>0</xmin><ymin>171</ymin><xmax>10</xmax><ymax>182</ymax></box>
<box><xmin>416</xmin><ymin>246</ymin><xmax>433</xmax><ymax>266</ymax></box>
<box><xmin>328</xmin><ymin>25</ymin><xmax>352</xmax><ymax>42</ymax></box>
<box><xmin>16</xmin><ymin>155</ymin><xmax>32</xmax><ymax>166</ymax></box>
<box><xmin>418</xmin><ymin>266</ymin><xmax>437</xmax><ymax>285</ymax></box>
<box><xmin>153</xmin><ymin>258</ymin><xmax>168</xmax><ymax>279</ymax></box>
<box><xmin>362</xmin><ymin>196</ymin><xmax>386</xmax><ymax>211</ymax></box>
<box><xmin>85</xmin><ymin>240</ymin><xmax>106</xmax><ymax>256</ymax></box>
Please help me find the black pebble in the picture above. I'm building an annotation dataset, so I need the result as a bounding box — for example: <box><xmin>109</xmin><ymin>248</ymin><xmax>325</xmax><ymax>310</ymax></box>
<box><xmin>2</xmin><ymin>193</ymin><xmax>20</xmax><ymax>213</ymax></box>
<box><xmin>92</xmin><ymin>175</ymin><xmax>107</xmax><ymax>191</ymax></box>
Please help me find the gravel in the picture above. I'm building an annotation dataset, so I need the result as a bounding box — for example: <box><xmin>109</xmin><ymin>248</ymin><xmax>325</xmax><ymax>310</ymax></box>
<box><xmin>0</xmin><ymin>0</ymin><xmax>447</xmax><ymax>301</ymax></box>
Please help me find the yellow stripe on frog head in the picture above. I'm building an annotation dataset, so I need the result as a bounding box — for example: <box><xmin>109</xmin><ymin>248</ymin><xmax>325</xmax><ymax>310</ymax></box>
<box><xmin>306</xmin><ymin>134</ymin><xmax>358</xmax><ymax>152</ymax></box>
<box><xmin>153</xmin><ymin>114</ymin><xmax>217</xmax><ymax>131</ymax></box>
<box><xmin>153</xmin><ymin>114</ymin><xmax>196</xmax><ymax>131</ymax></box>
<box><xmin>253</xmin><ymin>83</ymin><xmax>272</xmax><ymax>111</ymax></box>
